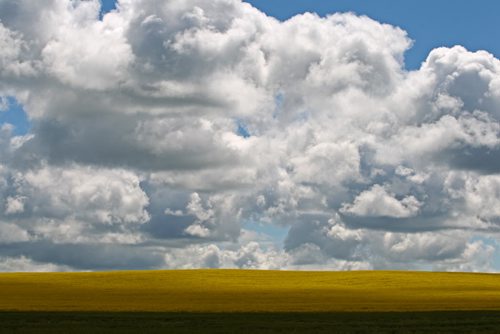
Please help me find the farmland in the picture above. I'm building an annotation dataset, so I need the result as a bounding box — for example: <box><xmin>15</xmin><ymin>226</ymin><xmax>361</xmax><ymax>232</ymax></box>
<box><xmin>1</xmin><ymin>270</ymin><xmax>499</xmax><ymax>312</ymax></box>
<box><xmin>1</xmin><ymin>270</ymin><xmax>500</xmax><ymax>332</ymax></box>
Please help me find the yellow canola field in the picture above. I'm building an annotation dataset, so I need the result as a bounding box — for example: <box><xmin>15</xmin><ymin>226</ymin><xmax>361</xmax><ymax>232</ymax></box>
<box><xmin>0</xmin><ymin>270</ymin><xmax>499</xmax><ymax>312</ymax></box>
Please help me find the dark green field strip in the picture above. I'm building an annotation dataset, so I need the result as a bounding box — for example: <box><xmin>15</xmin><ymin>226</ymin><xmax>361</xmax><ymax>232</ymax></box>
<box><xmin>1</xmin><ymin>311</ymin><xmax>500</xmax><ymax>334</ymax></box>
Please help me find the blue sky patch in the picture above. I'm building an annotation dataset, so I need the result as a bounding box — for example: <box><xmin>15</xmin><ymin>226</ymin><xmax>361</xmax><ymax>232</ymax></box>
<box><xmin>99</xmin><ymin>0</ymin><xmax>117</xmax><ymax>19</ymax></box>
<box><xmin>0</xmin><ymin>97</ymin><xmax>30</xmax><ymax>136</ymax></box>
<box><xmin>236</xmin><ymin>120</ymin><xmax>251</xmax><ymax>138</ymax></box>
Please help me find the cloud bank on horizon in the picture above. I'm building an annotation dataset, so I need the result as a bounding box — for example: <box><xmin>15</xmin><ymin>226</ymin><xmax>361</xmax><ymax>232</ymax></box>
<box><xmin>0</xmin><ymin>0</ymin><xmax>499</xmax><ymax>272</ymax></box>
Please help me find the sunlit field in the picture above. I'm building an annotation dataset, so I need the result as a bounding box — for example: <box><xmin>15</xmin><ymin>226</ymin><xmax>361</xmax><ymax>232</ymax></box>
<box><xmin>1</xmin><ymin>270</ymin><xmax>499</xmax><ymax>312</ymax></box>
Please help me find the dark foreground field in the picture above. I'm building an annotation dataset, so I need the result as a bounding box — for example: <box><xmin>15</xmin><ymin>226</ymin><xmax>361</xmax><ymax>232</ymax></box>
<box><xmin>2</xmin><ymin>311</ymin><xmax>500</xmax><ymax>333</ymax></box>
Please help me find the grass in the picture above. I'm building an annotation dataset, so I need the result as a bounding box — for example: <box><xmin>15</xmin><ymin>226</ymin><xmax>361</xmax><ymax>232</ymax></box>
<box><xmin>0</xmin><ymin>270</ymin><xmax>499</xmax><ymax>312</ymax></box>
<box><xmin>2</xmin><ymin>311</ymin><xmax>500</xmax><ymax>333</ymax></box>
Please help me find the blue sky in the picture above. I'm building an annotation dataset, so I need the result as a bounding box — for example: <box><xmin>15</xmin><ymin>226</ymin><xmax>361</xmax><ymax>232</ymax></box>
<box><xmin>0</xmin><ymin>97</ymin><xmax>30</xmax><ymax>135</ymax></box>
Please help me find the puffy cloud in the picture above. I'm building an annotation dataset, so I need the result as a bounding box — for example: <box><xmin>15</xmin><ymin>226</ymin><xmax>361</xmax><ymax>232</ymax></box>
<box><xmin>0</xmin><ymin>164</ymin><xmax>149</xmax><ymax>246</ymax></box>
<box><xmin>444</xmin><ymin>172</ymin><xmax>500</xmax><ymax>229</ymax></box>
<box><xmin>341</xmin><ymin>184</ymin><xmax>421</xmax><ymax>218</ymax></box>
<box><xmin>0</xmin><ymin>256</ymin><xmax>71</xmax><ymax>272</ymax></box>
<box><xmin>41</xmin><ymin>6</ymin><xmax>134</xmax><ymax>90</ymax></box>
<box><xmin>0</xmin><ymin>222</ymin><xmax>30</xmax><ymax>243</ymax></box>
<box><xmin>285</xmin><ymin>217</ymin><xmax>494</xmax><ymax>271</ymax></box>
<box><xmin>11</xmin><ymin>165</ymin><xmax>149</xmax><ymax>225</ymax></box>
<box><xmin>4</xmin><ymin>195</ymin><xmax>25</xmax><ymax>215</ymax></box>
<box><xmin>0</xmin><ymin>23</ymin><xmax>37</xmax><ymax>77</ymax></box>
<box><xmin>0</xmin><ymin>0</ymin><xmax>498</xmax><ymax>271</ymax></box>
<box><xmin>164</xmin><ymin>241</ymin><xmax>289</xmax><ymax>270</ymax></box>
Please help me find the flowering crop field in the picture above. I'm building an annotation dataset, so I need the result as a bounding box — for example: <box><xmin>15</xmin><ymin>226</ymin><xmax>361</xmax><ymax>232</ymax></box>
<box><xmin>0</xmin><ymin>270</ymin><xmax>499</xmax><ymax>313</ymax></box>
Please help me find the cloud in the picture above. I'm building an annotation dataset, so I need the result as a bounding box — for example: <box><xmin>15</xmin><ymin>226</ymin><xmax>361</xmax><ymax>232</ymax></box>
<box><xmin>41</xmin><ymin>6</ymin><xmax>134</xmax><ymax>90</ymax></box>
<box><xmin>164</xmin><ymin>241</ymin><xmax>289</xmax><ymax>270</ymax></box>
<box><xmin>11</xmin><ymin>165</ymin><xmax>149</xmax><ymax>225</ymax></box>
<box><xmin>0</xmin><ymin>0</ymin><xmax>499</xmax><ymax>271</ymax></box>
<box><xmin>0</xmin><ymin>256</ymin><xmax>71</xmax><ymax>272</ymax></box>
<box><xmin>0</xmin><ymin>22</ymin><xmax>37</xmax><ymax>77</ymax></box>
<box><xmin>341</xmin><ymin>184</ymin><xmax>421</xmax><ymax>218</ymax></box>
<box><xmin>4</xmin><ymin>195</ymin><xmax>25</xmax><ymax>214</ymax></box>
<box><xmin>0</xmin><ymin>222</ymin><xmax>30</xmax><ymax>243</ymax></box>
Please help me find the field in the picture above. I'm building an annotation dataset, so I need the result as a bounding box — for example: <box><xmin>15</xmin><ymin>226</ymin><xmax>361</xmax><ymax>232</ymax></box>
<box><xmin>2</xmin><ymin>311</ymin><xmax>500</xmax><ymax>333</ymax></box>
<box><xmin>1</xmin><ymin>270</ymin><xmax>500</xmax><ymax>332</ymax></box>
<box><xmin>1</xmin><ymin>270</ymin><xmax>500</xmax><ymax>312</ymax></box>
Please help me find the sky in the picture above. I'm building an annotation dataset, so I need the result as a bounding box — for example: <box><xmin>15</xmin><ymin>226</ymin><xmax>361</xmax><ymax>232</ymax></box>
<box><xmin>0</xmin><ymin>0</ymin><xmax>499</xmax><ymax>272</ymax></box>
<box><xmin>101</xmin><ymin>0</ymin><xmax>500</xmax><ymax>70</ymax></box>
<box><xmin>245</xmin><ymin>0</ymin><xmax>500</xmax><ymax>70</ymax></box>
